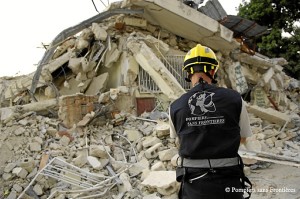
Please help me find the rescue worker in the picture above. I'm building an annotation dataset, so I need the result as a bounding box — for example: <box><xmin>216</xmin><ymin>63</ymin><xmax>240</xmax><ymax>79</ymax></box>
<box><xmin>169</xmin><ymin>44</ymin><xmax>253</xmax><ymax>199</ymax></box>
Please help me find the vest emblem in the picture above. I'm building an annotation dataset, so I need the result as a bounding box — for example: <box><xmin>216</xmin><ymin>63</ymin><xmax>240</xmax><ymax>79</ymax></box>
<box><xmin>188</xmin><ymin>91</ymin><xmax>216</xmax><ymax>116</ymax></box>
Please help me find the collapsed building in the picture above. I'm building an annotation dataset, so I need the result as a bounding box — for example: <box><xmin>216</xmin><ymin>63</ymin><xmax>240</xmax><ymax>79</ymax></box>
<box><xmin>0</xmin><ymin>0</ymin><xmax>299</xmax><ymax>198</ymax></box>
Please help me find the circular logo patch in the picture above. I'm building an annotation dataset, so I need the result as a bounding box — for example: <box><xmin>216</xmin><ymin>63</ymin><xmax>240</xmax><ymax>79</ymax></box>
<box><xmin>188</xmin><ymin>91</ymin><xmax>216</xmax><ymax>116</ymax></box>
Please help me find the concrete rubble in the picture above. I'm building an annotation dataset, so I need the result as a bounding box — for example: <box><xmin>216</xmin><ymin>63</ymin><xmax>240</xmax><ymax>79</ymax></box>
<box><xmin>0</xmin><ymin>0</ymin><xmax>299</xmax><ymax>198</ymax></box>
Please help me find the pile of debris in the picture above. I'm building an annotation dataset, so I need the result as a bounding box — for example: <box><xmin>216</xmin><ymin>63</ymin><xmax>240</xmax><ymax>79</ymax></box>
<box><xmin>0</xmin><ymin>0</ymin><xmax>299</xmax><ymax>198</ymax></box>
<box><xmin>0</xmin><ymin>91</ymin><xmax>180</xmax><ymax>199</ymax></box>
<box><xmin>0</xmin><ymin>90</ymin><xmax>299</xmax><ymax>199</ymax></box>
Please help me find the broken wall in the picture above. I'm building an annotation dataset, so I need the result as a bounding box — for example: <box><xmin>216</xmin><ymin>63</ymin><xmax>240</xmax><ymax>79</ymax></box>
<box><xmin>0</xmin><ymin>0</ymin><xmax>300</xmax><ymax>198</ymax></box>
<box><xmin>0</xmin><ymin>0</ymin><xmax>298</xmax><ymax>128</ymax></box>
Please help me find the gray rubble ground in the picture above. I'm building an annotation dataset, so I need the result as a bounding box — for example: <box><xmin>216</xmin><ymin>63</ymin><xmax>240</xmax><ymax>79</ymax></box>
<box><xmin>0</xmin><ymin>92</ymin><xmax>299</xmax><ymax>199</ymax></box>
<box><xmin>248</xmin><ymin>164</ymin><xmax>300</xmax><ymax>199</ymax></box>
<box><xmin>0</xmin><ymin>106</ymin><xmax>181</xmax><ymax>198</ymax></box>
<box><xmin>0</xmin><ymin>0</ymin><xmax>299</xmax><ymax>198</ymax></box>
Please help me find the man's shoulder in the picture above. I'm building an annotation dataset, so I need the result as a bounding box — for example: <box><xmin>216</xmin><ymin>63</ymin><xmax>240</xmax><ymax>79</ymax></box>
<box><xmin>170</xmin><ymin>92</ymin><xmax>191</xmax><ymax>107</ymax></box>
<box><xmin>217</xmin><ymin>86</ymin><xmax>241</xmax><ymax>96</ymax></box>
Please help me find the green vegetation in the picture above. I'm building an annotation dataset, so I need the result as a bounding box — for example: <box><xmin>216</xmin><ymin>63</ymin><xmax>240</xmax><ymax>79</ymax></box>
<box><xmin>238</xmin><ymin>0</ymin><xmax>300</xmax><ymax>79</ymax></box>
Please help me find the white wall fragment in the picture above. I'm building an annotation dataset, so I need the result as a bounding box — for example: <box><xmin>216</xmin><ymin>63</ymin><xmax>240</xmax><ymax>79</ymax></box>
<box><xmin>141</xmin><ymin>171</ymin><xmax>178</xmax><ymax>196</ymax></box>
<box><xmin>92</xmin><ymin>23</ymin><xmax>108</xmax><ymax>41</ymax></box>
<box><xmin>226</xmin><ymin>62</ymin><xmax>248</xmax><ymax>94</ymax></box>
<box><xmin>263</xmin><ymin>67</ymin><xmax>275</xmax><ymax>84</ymax></box>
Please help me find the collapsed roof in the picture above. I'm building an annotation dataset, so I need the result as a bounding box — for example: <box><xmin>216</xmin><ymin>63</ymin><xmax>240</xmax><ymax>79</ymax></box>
<box><xmin>0</xmin><ymin>0</ymin><xmax>299</xmax><ymax>198</ymax></box>
<box><xmin>198</xmin><ymin>0</ymin><xmax>269</xmax><ymax>38</ymax></box>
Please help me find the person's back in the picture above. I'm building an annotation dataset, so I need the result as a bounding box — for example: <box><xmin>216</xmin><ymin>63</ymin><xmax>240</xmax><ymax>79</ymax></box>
<box><xmin>169</xmin><ymin>44</ymin><xmax>252</xmax><ymax>199</ymax></box>
<box><xmin>171</xmin><ymin>83</ymin><xmax>242</xmax><ymax>159</ymax></box>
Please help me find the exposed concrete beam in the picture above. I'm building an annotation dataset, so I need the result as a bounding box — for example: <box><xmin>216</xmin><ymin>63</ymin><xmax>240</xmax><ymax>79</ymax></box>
<box><xmin>0</xmin><ymin>99</ymin><xmax>58</xmax><ymax>121</ymax></box>
<box><xmin>232</xmin><ymin>52</ymin><xmax>274</xmax><ymax>69</ymax></box>
<box><xmin>247</xmin><ymin>105</ymin><xmax>295</xmax><ymax>128</ymax></box>
<box><xmin>46</xmin><ymin>51</ymin><xmax>75</xmax><ymax>73</ymax></box>
<box><xmin>124</xmin><ymin>0</ymin><xmax>238</xmax><ymax>54</ymax></box>
<box><xmin>127</xmin><ymin>40</ymin><xmax>185</xmax><ymax>100</ymax></box>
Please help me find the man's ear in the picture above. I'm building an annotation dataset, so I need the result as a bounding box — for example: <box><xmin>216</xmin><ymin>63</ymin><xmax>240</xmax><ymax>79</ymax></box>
<box><xmin>185</xmin><ymin>73</ymin><xmax>192</xmax><ymax>82</ymax></box>
<box><xmin>210</xmin><ymin>69</ymin><xmax>215</xmax><ymax>77</ymax></box>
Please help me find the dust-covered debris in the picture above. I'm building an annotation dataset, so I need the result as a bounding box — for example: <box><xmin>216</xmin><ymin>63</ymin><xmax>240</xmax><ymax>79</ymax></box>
<box><xmin>0</xmin><ymin>0</ymin><xmax>299</xmax><ymax>198</ymax></box>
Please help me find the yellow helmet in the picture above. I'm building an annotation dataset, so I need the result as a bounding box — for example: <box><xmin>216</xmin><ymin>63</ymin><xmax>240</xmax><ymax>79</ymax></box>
<box><xmin>183</xmin><ymin>44</ymin><xmax>219</xmax><ymax>75</ymax></box>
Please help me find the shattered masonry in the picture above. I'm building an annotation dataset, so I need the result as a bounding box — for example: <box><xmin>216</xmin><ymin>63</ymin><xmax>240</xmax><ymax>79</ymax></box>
<box><xmin>0</xmin><ymin>0</ymin><xmax>299</xmax><ymax>198</ymax></box>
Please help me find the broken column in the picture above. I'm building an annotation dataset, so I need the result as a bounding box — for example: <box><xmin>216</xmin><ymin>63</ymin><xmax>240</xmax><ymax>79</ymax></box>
<box><xmin>127</xmin><ymin>35</ymin><xmax>185</xmax><ymax>100</ymax></box>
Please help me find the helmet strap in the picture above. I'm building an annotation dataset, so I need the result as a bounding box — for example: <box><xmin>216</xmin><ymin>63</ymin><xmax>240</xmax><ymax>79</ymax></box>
<box><xmin>198</xmin><ymin>77</ymin><xmax>205</xmax><ymax>84</ymax></box>
<box><xmin>205</xmin><ymin>72</ymin><xmax>218</xmax><ymax>84</ymax></box>
<box><xmin>185</xmin><ymin>72</ymin><xmax>192</xmax><ymax>82</ymax></box>
<box><xmin>185</xmin><ymin>77</ymin><xmax>191</xmax><ymax>82</ymax></box>
<box><xmin>184</xmin><ymin>67</ymin><xmax>217</xmax><ymax>84</ymax></box>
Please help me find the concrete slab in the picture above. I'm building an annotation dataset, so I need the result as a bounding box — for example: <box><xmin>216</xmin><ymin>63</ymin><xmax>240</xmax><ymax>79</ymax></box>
<box><xmin>59</xmin><ymin>78</ymin><xmax>92</xmax><ymax>95</ymax></box>
<box><xmin>47</xmin><ymin>51</ymin><xmax>75</xmax><ymax>73</ymax></box>
<box><xmin>263</xmin><ymin>67</ymin><xmax>275</xmax><ymax>84</ymax></box>
<box><xmin>123</xmin><ymin>0</ymin><xmax>238</xmax><ymax>53</ymax></box>
<box><xmin>233</xmin><ymin>53</ymin><xmax>274</xmax><ymax>69</ymax></box>
<box><xmin>123</xmin><ymin>54</ymin><xmax>139</xmax><ymax>86</ymax></box>
<box><xmin>92</xmin><ymin>23</ymin><xmax>108</xmax><ymax>41</ymax></box>
<box><xmin>105</xmin><ymin>42</ymin><xmax>121</xmax><ymax>68</ymax></box>
<box><xmin>247</xmin><ymin>105</ymin><xmax>295</xmax><ymax>128</ymax></box>
<box><xmin>141</xmin><ymin>171</ymin><xmax>178</xmax><ymax>195</ymax></box>
<box><xmin>127</xmin><ymin>40</ymin><xmax>185</xmax><ymax>100</ymax></box>
<box><xmin>252</xmin><ymin>87</ymin><xmax>269</xmax><ymax>108</ymax></box>
<box><xmin>85</xmin><ymin>72</ymin><xmax>109</xmax><ymax>95</ymax></box>
<box><xmin>226</xmin><ymin>62</ymin><xmax>248</xmax><ymax>94</ymax></box>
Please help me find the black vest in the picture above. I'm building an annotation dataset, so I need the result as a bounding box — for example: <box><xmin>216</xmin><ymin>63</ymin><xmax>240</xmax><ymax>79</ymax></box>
<box><xmin>170</xmin><ymin>83</ymin><xmax>242</xmax><ymax>159</ymax></box>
